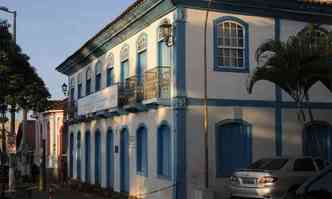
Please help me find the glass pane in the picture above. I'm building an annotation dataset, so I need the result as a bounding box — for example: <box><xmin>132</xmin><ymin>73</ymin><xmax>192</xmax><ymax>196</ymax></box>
<box><xmin>293</xmin><ymin>158</ymin><xmax>316</xmax><ymax>172</ymax></box>
<box><xmin>248</xmin><ymin>158</ymin><xmax>288</xmax><ymax>170</ymax></box>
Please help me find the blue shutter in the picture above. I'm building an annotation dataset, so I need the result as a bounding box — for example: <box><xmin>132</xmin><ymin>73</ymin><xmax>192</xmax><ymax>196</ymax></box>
<box><xmin>95</xmin><ymin>74</ymin><xmax>101</xmax><ymax>92</ymax></box>
<box><xmin>95</xmin><ymin>131</ymin><xmax>101</xmax><ymax>185</ymax></box>
<box><xmin>121</xmin><ymin>60</ymin><xmax>129</xmax><ymax>83</ymax></box>
<box><xmin>157</xmin><ymin>125</ymin><xmax>171</xmax><ymax>178</ymax></box>
<box><xmin>137</xmin><ymin>130</ymin><xmax>142</xmax><ymax>172</ymax></box>
<box><xmin>78</xmin><ymin>84</ymin><xmax>82</xmax><ymax>99</ymax></box>
<box><xmin>85</xmin><ymin>131</ymin><xmax>91</xmax><ymax>183</ymax></box>
<box><xmin>107</xmin><ymin>130</ymin><xmax>113</xmax><ymax>188</ymax></box>
<box><xmin>120</xmin><ymin>129</ymin><xmax>129</xmax><ymax>192</ymax></box>
<box><xmin>216</xmin><ymin>121</ymin><xmax>252</xmax><ymax>177</ymax></box>
<box><xmin>137</xmin><ymin>51</ymin><xmax>147</xmax><ymax>82</ymax></box>
<box><xmin>86</xmin><ymin>80</ymin><xmax>91</xmax><ymax>95</ymax></box>
<box><xmin>107</xmin><ymin>67</ymin><xmax>114</xmax><ymax>87</ymax></box>
<box><xmin>69</xmin><ymin>133</ymin><xmax>74</xmax><ymax>178</ymax></box>
<box><xmin>77</xmin><ymin>132</ymin><xmax>81</xmax><ymax>179</ymax></box>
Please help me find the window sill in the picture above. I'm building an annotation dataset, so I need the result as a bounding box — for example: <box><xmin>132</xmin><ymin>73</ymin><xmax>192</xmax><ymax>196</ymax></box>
<box><xmin>214</xmin><ymin>66</ymin><xmax>249</xmax><ymax>73</ymax></box>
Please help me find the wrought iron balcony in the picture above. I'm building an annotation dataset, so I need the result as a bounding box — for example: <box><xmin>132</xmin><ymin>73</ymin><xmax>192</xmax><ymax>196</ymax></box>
<box><xmin>144</xmin><ymin>66</ymin><xmax>171</xmax><ymax>102</ymax></box>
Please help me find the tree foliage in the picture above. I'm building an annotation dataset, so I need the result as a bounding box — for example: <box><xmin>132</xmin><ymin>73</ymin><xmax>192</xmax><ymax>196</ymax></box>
<box><xmin>248</xmin><ymin>25</ymin><xmax>332</xmax><ymax>122</ymax></box>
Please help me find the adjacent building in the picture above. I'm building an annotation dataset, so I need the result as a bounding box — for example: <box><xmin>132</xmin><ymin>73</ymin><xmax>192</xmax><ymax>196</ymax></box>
<box><xmin>33</xmin><ymin>100</ymin><xmax>66</xmax><ymax>178</ymax></box>
<box><xmin>56</xmin><ymin>0</ymin><xmax>332</xmax><ymax>198</ymax></box>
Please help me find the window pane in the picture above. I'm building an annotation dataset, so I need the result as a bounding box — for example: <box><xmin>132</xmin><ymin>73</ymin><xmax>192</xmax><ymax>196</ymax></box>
<box><xmin>107</xmin><ymin>67</ymin><xmax>114</xmax><ymax>87</ymax></box>
<box><xmin>293</xmin><ymin>158</ymin><xmax>316</xmax><ymax>172</ymax></box>
<box><xmin>248</xmin><ymin>158</ymin><xmax>288</xmax><ymax>170</ymax></box>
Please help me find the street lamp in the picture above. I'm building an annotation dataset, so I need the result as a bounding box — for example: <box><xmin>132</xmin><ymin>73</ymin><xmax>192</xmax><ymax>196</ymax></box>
<box><xmin>159</xmin><ymin>20</ymin><xmax>174</xmax><ymax>47</ymax></box>
<box><xmin>0</xmin><ymin>6</ymin><xmax>16</xmax><ymax>42</ymax></box>
<box><xmin>62</xmin><ymin>83</ymin><xmax>68</xmax><ymax>96</ymax></box>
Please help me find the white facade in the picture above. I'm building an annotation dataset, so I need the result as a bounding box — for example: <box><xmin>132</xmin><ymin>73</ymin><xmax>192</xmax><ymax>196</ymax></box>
<box><xmin>56</xmin><ymin>1</ymin><xmax>332</xmax><ymax>199</ymax></box>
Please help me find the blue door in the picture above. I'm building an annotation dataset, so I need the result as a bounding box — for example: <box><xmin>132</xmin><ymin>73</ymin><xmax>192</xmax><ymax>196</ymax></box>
<box><xmin>85</xmin><ymin>131</ymin><xmax>91</xmax><ymax>183</ymax></box>
<box><xmin>95</xmin><ymin>130</ymin><xmax>101</xmax><ymax>185</ymax></box>
<box><xmin>69</xmin><ymin>133</ymin><xmax>74</xmax><ymax>178</ymax></box>
<box><xmin>120</xmin><ymin>128</ymin><xmax>129</xmax><ymax>192</ymax></box>
<box><xmin>304</xmin><ymin>123</ymin><xmax>332</xmax><ymax>161</ymax></box>
<box><xmin>107</xmin><ymin>129</ymin><xmax>114</xmax><ymax>188</ymax></box>
<box><xmin>216</xmin><ymin>121</ymin><xmax>252</xmax><ymax>177</ymax></box>
<box><xmin>77</xmin><ymin>132</ymin><xmax>81</xmax><ymax>179</ymax></box>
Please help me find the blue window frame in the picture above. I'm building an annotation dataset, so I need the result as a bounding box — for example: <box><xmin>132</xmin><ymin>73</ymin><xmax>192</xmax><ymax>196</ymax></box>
<box><xmin>216</xmin><ymin>119</ymin><xmax>252</xmax><ymax>177</ymax></box>
<box><xmin>120</xmin><ymin>45</ymin><xmax>130</xmax><ymax>84</ymax></box>
<box><xmin>77</xmin><ymin>73</ymin><xmax>82</xmax><ymax>99</ymax></box>
<box><xmin>157</xmin><ymin>124</ymin><xmax>171</xmax><ymax>179</ymax></box>
<box><xmin>70</xmin><ymin>77</ymin><xmax>75</xmax><ymax>101</ymax></box>
<box><xmin>95</xmin><ymin>61</ymin><xmax>102</xmax><ymax>92</ymax></box>
<box><xmin>106</xmin><ymin>129</ymin><xmax>114</xmax><ymax>188</ymax></box>
<box><xmin>157</xmin><ymin>24</ymin><xmax>172</xmax><ymax>67</ymax></box>
<box><xmin>106</xmin><ymin>54</ymin><xmax>114</xmax><ymax>87</ymax></box>
<box><xmin>77</xmin><ymin>132</ymin><xmax>81</xmax><ymax>179</ymax></box>
<box><xmin>213</xmin><ymin>16</ymin><xmax>249</xmax><ymax>73</ymax></box>
<box><xmin>136</xmin><ymin>33</ymin><xmax>147</xmax><ymax>83</ymax></box>
<box><xmin>86</xmin><ymin>68</ymin><xmax>92</xmax><ymax>96</ymax></box>
<box><xmin>136</xmin><ymin>125</ymin><xmax>148</xmax><ymax>176</ymax></box>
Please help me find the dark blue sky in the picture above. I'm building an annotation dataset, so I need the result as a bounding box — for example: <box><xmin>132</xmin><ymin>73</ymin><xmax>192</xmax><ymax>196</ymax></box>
<box><xmin>1</xmin><ymin>0</ymin><xmax>135</xmax><ymax>99</ymax></box>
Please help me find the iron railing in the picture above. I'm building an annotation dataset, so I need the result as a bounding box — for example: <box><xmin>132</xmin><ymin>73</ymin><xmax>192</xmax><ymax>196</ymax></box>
<box><xmin>144</xmin><ymin>66</ymin><xmax>171</xmax><ymax>101</ymax></box>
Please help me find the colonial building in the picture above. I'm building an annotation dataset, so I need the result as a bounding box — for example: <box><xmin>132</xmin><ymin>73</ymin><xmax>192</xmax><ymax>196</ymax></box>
<box><xmin>33</xmin><ymin>100</ymin><xmax>66</xmax><ymax>177</ymax></box>
<box><xmin>56</xmin><ymin>0</ymin><xmax>332</xmax><ymax>198</ymax></box>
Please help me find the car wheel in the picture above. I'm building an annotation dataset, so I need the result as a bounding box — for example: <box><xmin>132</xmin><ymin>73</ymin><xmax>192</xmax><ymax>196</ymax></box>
<box><xmin>284</xmin><ymin>189</ymin><xmax>297</xmax><ymax>199</ymax></box>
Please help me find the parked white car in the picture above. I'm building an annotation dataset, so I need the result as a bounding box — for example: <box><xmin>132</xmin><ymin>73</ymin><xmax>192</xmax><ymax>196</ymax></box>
<box><xmin>296</xmin><ymin>164</ymin><xmax>332</xmax><ymax>199</ymax></box>
<box><xmin>228</xmin><ymin>157</ymin><xmax>329</xmax><ymax>199</ymax></box>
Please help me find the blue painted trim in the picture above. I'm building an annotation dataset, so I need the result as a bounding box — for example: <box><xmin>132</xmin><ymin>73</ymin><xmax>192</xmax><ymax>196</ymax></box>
<box><xmin>136</xmin><ymin>124</ymin><xmax>148</xmax><ymax>177</ymax></box>
<box><xmin>119</xmin><ymin>126</ymin><xmax>130</xmax><ymax>193</ymax></box>
<box><xmin>76</xmin><ymin>131</ymin><xmax>81</xmax><ymax>180</ymax></box>
<box><xmin>215</xmin><ymin>119</ymin><xmax>252</xmax><ymax>177</ymax></box>
<box><xmin>95</xmin><ymin>129</ymin><xmax>102</xmax><ymax>185</ymax></box>
<box><xmin>213</xmin><ymin>16</ymin><xmax>249</xmax><ymax>73</ymax></box>
<box><xmin>157</xmin><ymin>123</ymin><xmax>172</xmax><ymax>180</ymax></box>
<box><xmin>173</xmin><ymin>6</ymin><xmax>187</xmax><ymax>199</ymax></box>
<box><xmin>187</xmin><ymin>98</ymin><xmax>332</xmax><ymax>109</ymax></box>
<box><xmin>106</xmin><ymin>128</ymin><xmax>114</xmax><ymax>188</ymax></box>
<box><xmin>274</xmin><ymin>17</ymin><xmax>282</xmax><ymax>157</ymax></box>
<box><xmin>69</xmin><ymin>132</ymin><xmax>74</xmax><ymax>178</ymax></box>
<box><xmin>85</xmin><ymin>130</ymin><xmax>91</xmax><ymax>184</ymax></box>
<box><xmin>173</xmin><ymin>0</ymin><xmax>332</xmax><ymax>25</ymax></box>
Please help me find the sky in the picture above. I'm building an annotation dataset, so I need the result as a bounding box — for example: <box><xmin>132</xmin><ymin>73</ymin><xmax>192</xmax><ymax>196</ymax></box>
<box><xmin>1</xmin><ymin>0</ymin><xmax>135</xmax><ymax>100</ymax></box>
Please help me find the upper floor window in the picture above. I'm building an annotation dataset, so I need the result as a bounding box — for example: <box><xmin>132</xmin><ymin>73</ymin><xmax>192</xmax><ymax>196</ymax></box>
<box><xmin>95</xmin><ymin>61</ymin><xmax>102</xmax><ymax>92</ymax></box>
<box><xmin>120</xmin><ymin>45</ymin><xmax>130</xmax><ymax>83</ymax></box>
<box><xmin>106</xmin><ymin>53</ymin><xmax>114</xmax><ymax>87</ymax></box>
<box><xmin>70</xmin><ymin>77</ymin><xmax>75</xmax><ymax>101</ymax></box>
<box><xmin>77</xmin><ymin>73</ymin><xmax>82</xmax><ymax>99</ymax></box>
<box><xmin>214</xmin><ymin>16</ymin><xmax>249</xmax><ymax>73</ymax></box>
<box><xmin>136</xmin><ymin>33</ymin><xmax>147</xmax><ymax>82</ymax></box>
<box><xmin>86</xmin><ymin>67</ymin><xmax>92</xmax><ymax>96</ymax></box>
<box><xmin>158</xmin><ymin>20</ymin><xmax>172</xmax><ymax>67</ymax></box>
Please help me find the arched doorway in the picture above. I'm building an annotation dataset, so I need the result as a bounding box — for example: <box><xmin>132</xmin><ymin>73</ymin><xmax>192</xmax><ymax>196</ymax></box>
<box><xmin>216</xmin><ymin>120</ymin><xmax>252</xmax><ymax>177</ymax></box>
<box><xmin>85</xmin><ymin>131</ymin><xmax>91</xmax><ymax>183</ymax></box>
<box><xmin>120</xmin><ymin>128</ymin><xmax>129</xmax><ymax>193</ymax></box>
<box><xmin>95</xmin><ymin>130</ymin><xmax>101</xmax><ymax>185</ymax></box>
<box><xmin>303</xmin><ymin>122</ymin><xmax>332</xmax><ymax>161</ymax></box>
<box><xmin>107</xmin><ymin>129</ymin><xmax>113</xmax><ymax>188</ymax></box>
<box><xmin>76</xmin><ymin>131</ymin><xmax>81</xmax><ymax>179</ymax></box>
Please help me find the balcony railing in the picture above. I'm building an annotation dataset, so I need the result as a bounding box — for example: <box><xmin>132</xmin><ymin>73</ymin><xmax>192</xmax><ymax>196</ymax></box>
<box><xmin>120</xmin><ymin>76</ymin><xmax>144</xmax><ymax>105</ymax></box>
<box><xmin>144</xmin><ymin>66</ymin><xmax>171</xmax><ymax>101</ymax></box>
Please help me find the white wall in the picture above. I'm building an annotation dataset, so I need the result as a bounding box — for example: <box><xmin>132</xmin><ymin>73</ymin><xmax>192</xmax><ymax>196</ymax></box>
<box><xmin>185</xmin><ymin>8</ymin><xmax>276</xmax><ymax>101</ymax></box>
<box><xmin>68</xmin><ymin>107</ymin><xmax>174</xmax><ymax>198</ymax></box>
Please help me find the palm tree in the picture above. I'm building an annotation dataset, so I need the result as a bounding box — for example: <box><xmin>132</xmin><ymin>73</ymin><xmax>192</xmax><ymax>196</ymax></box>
<box><xmin>248</xmin><ymin>25</ymin><xmax>332</xmax><ymax>122</ymax></box>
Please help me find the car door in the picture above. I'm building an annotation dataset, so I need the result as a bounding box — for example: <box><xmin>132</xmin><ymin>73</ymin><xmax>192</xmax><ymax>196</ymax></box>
<box><xmin>290</xmin><ymin>158</ymin><xmax>318</xmax><ymax>186</ymax></box>
<box><xmin>303</xmin><ymin>170</ymin><xmax>332</xmax><ymax>199</ymax></box>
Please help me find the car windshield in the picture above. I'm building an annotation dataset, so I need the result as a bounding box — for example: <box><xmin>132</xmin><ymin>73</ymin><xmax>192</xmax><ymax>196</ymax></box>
<box><xmin>248</xmin><ymin>158</ymin><xmax>288</xmax><ymax>170</ymax></box>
